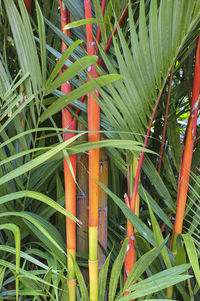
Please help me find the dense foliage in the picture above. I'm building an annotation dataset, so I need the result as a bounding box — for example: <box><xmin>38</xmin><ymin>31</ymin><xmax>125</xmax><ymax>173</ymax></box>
<box><xmin>0</xmin><ymin>0</ymin><xmax>200</xmax><ymax>300</ymax></box>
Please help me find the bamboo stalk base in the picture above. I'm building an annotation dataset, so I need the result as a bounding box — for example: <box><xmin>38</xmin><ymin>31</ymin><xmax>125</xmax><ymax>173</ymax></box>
<box><xmin>89</xmin><ymin>260</ymin><xmax>98</xmax><ymax>301</ymax></box>
<box><xmin>67</xmin><ymin>279</ymin><xmax>76</xmax><ymax>301</ymax></box>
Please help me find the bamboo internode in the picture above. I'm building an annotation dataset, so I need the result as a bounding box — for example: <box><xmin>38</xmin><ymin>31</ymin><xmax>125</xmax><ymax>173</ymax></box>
<box><xmin>84</xmin><ymin>1</ymin><xmax>100</xmax><ymax>299</ymax></box>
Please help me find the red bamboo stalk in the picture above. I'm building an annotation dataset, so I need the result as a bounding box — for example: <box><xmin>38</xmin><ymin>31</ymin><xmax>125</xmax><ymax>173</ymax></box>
<box><xmin>59</xmin><ymin>1</ymin><xmax>77</xmax><ymax>299</ymax></box>
<box><xmin>124</xmin><ymin>158</ymin><xmax>139</xmax><ymax>292</ymax></box>
<box><xmin>171</xmin><ymin>36</ymin><xmax>200</xmax><ymax>252</ymax></box>
<box><xmin>124</xmin><ymin>195</ymin><xmax>136</xmax><ymax>285</ymax></box>
<box><xmin>84</xmin><ymin>1</ymin><xmax>100</xmax><ymax>300</ymax></box>
<box><xmin>95</xmin><ymin>0</ymin><xmax>108</xmax><ymax>272</ymax></box>
<box><xmin>59</xmin><ymin>0</ymin><xmax>70</xmax><ymax>52</ymax></box>
<box><xmin>24</xmin><ymin>0</ymin><xmax>32</xmax><ymax>14</ymax></box>
<box><xmin>157</xmin><ymin>67</ymin><xmax>174</xmax><ymax>174</ymax></box>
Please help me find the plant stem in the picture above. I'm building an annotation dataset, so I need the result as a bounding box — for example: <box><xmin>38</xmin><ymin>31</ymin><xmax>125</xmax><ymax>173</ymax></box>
<box><xmin>59</xmin><ymin>0</ymin><xmax>70</xmax><ymax>51</ymax></box>
<box><xmin>104</xmin><ymin>0</ymin><xmax>135</xmax><ymax>53</ymax></box>
<box><xmin>124</xmin><ymin>156</ymin><xmax>139</xmax><ymax>288</ymax></box>
<box><xmin>59</xmin><ymin>1</ymin><xmax>77</xmax><ymax>299</ymax></box>
<box><xmin>171</xmin><ymin>36</ymin><xmax>200</xmax><ymax>253</ymax></box>
<box><xmin>124</xmin><ymin>86</ymin><xmax>165</xmax><ymax>283</ymax></box>
<box><xmin>84</xmin><ymin>1</ymin><xmax>100</xmax><ymax>300</ymax></box>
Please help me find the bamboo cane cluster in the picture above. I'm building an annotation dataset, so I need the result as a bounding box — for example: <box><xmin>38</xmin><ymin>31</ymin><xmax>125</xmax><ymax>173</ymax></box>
<box><xmin>58</xmin><ymin>0</ymin><xmax>200</xmax><ymax>299</ymax></box>
<box><xmin>23</xmin><ymin>0</ymin><xmax>200</xmax><ymax>299</ymax></box>
<box><xmin>58</xmin><ymin>1</ymin><xmax>200</xmax><ymax>299</ymax></box>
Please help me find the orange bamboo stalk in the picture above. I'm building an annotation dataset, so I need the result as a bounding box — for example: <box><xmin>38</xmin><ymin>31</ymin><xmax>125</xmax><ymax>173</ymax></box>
<box><xmin>124</xmin><ymin>193</ymin><xmax>136</xmax><ymax>281</ymax></box>
<box><xmin>24</xmin><ymin>0</ymin><xmax>32</xmax><ymax>14</ymax></box>
<box><xmin>171</xmin><ymin>36</ymin><xmax>200</xmax><ymax>252</ymax></box>
<box><xmin>59</xmin><ymin>1</ymin><xmax>77</xmax><ymax>299</ymax></box>
<box><xmin>84</xmin><ymin>1</ymin><xmax>100</xmax><ymax>300</ymax></box>
<box><xmin>124</xmin><ymin>157</ymin><xmax>139</xmax><ymax>291</ymax></box>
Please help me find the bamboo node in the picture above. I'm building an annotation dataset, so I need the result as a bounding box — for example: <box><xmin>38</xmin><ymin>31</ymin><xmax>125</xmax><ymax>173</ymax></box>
<box><xmin>88</xmin><ymin>259</ymin><xmax>98</xmax><ymax>263</ymax></box>
<box><xmin>77</xmin><ymin>194</ymin><xmax>88</xmax><ymax>199</ymax></box>
<box><xmin>99</xmin><ymin>159</ymin><xmax>108</xmax><ymax>164</ymax></box>
<box><xmin>67</xmin><ymin>278</ymin><xmax>76</xmax><ymax>283</ymax></box>
<box><xmin>98</xmin><ymin>206</ymin><xmax>107</xmax><ymax>212</ymax></box>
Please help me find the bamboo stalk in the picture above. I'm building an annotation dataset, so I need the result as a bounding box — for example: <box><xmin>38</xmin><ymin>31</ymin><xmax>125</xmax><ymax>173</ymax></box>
<box><xmin>124</xmin><ymin>194</ymin><xmax>136</xmax><ymax>285</ymax></box>
<box><xmin>124</xmin><ymin>157</ymin><xmax>139</xmax><ymax>288</ymax></box>
<box><xmin>59</xmin><ymin>0</ymin><xmax>70</xmax><ymax>51</ymax></box>
<box><xmin>84</xmin><ymin>1</ymin><xmax>100</xmax><ymax>300</ymax></box>
<box><xmin>59</xmin><ymin>1</ymin><xmax>77</xmax><ymax>299</ymax></box>
<box><xmin>171</xmin><ymin>36</ymin><xmax>200</xmax><ymax>253</ymax></box>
